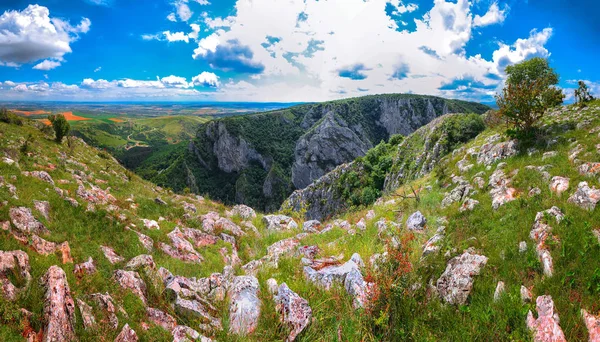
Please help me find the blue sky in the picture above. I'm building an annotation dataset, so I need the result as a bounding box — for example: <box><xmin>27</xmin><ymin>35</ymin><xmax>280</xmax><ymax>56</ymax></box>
<box><xmin>0</xmin><ymin>0</ymin><xmax>597</xmax><ymax>102</ymax></box>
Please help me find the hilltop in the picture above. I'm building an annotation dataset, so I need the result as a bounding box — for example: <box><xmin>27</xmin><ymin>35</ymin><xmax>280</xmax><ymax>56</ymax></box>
<box><xmin>0</xmin><ymin>100</ymin><xmax>599</xmax><ymax>341</ymax></box>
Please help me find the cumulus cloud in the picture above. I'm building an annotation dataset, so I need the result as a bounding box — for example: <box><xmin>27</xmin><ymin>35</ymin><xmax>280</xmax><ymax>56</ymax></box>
<box><xmin>191</xmin><ymin>72</ymin><xmax>220</xmax><ymax>87</ymax></box>
<box><xmin>473</xmin><ymin>2</ymin><xmax>508</xmax><ymax>27</ymax></box>
<box><xmin>194</xmin><ymin>39</ymin><xmax>264</xmax><ymax>74</ymax></box>
<box><xmin>33</xmin><ymin>59</ymin><xmax>62</xmax><ymax>70</ymax></box>
<box><xmin>94</xmin><ymin>66</ymin><xmax>102</xmax><ymax>72</ymax></box>
<box><xmin>0</xmin><ymin>5</ymin><xmax>91</xmax><ymax>67</ymax></box>
<box><xmin>161</xmin><ymin>75</ymin><xmax>190</xmax><ymax>88</ymax></box>
<box><xmin>492</xmin><ymin>28</ymin><xmax>553</xmax><ymax>74</ymax></box>
<box><xmin>164</xmin><ymin>31</ymin><xmax>190</xmax><ymax>43</ymax></box>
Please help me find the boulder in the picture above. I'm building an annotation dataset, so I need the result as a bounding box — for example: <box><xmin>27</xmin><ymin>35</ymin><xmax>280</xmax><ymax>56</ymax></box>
<box><xmin>30</xmin><ymin>236</ymin><xmax>72</xmax><ymax>263</ymax></box>
<box><xmin>476</xmin><ymin>139</ymin><xmax>518</xmax><ymax>166</ymax></box>
<box><xmin>406</xmin><ymin>211</ymin><xmax>426</xmax><ymax>231</ymax></box>
<box><xmin>77</xmin><ymin>299</ymin><xmax>96</xmax><ymax>330</ymax></box>
<box><xmin>229</xmin><ymin>276</ymin><xmax>261</xmax><ymax>335</ymax></box>
<box><xmin>126</xmin><ymin>255</ymin><xmax>155</xmax><ymax>270</ymax></box>
<box><xmin>41</xmin><ymin>266</ymin><xmax>76</xmax><ymax>342</ymax></box>
<box><xmin>267</xmin><ymin>238</ymin><xmax>300</xmax><ymax>261</ymax></box>
<box><xmin>568</xmin><ymin>182</ymin><xmax>600</xmax><ymax>210</ymax></box>
<box><xmin>33</xmin><ymin>200</ymin><xmax>51</xmax><ymax>220</ymax></box>
<box><xmin>263</xmin><ymin>215</ymin><xmax>298</xmax><ymax>231</ymax></box>
<box><xmin>302</xmin><ymin>220</ymin><xmax>321</xmax><ymax>233</ymax></box>
<box><xmin>0</xmin><ymin>250</ymin><xmax>31</xmax><ymax>300</ymax></box>
<box><xmin>422</xmin><ymin>227</ymin><xmax>445</xmax><ymax>256</ymax></box>
<box><xmin>441</xmin><ymin>182</ymin><xmax>473</xmax><ymax>208</ymax></box>
<box><xmin>549</xmin><ymin>176</ymin><xmax>569</xmax><ymax>195</ymax></box>
<box><xmin>578</xmin><ymin>162</ymin><xmax>600</xmax><ymax>177</ymax></box>
<box><xmin>436</xmin><ymin>252</ymin><xmax>488</xmax><ymax>305</ymax></box>
<box><xmin>9</xmin><ymin>206</ymin><xmax>49</xmax><ymax>235</ymax></box>
<box><xmin>526</xmin><ymin>295</ymin><xmax>566</xmax><ymax>342</ymax></box>
<box><xmin>147</xmin><ymin>307</ymin><xmax>177</xmax><ymax>331</ymax></box>
<box><xmin>91</xmin><ymin>293</ymin><xmax>119</xmax><ymax>329</ymax></box>
<box><xmin>114</xmin><ymin>323</ymin><xmax>138</xmax><ymax>342</ymax></box>
<box><xmin>231</xmin><ymin>204</ymin><xmax>256</xmax><ymax>219</ymax></box>
<box><xmin>132</xmin><ymin>230</ymin><xmax>154</xmax><ymax>252</ymax></box>
<box><xmin>74</xmin><ymin>257</ymin><xmax>97</xmax><ymax>276</ymax></box>
<box><xmin>460</xmin><ymin>198</ymin><xmax>479</xmax><ymax>212</ymax></box>
<box><xmin>581</xmin><ymin>309</ymin><xmax>600</xmax><ymax>341</ymax></box>
<box><xmin>142</xmin><ymin>219</ymin><xmax>160</xmax><ymax>230</ymax></box>
<box><xmin>113</xmin><ymin>270</ymin><xmax>147</xmax><ymax>305</ymax></box>
<box><xmin>23</xmin><ymin>170</ymin><xmax>54</xmax><ymax>185</ymax></box>
<box><xmin>101</xmin><ymin>246</ymin><xmax>124</xmax><ymax>264</ymax></box>
<box><xmin>182</xmin><ymin>228</ymin><xmax>219</xmax><ymax>247</ymax></box>
<box><xmin>215</xmin><ymin>217</ymin><xmax>246</xmax><ymax>237</ymax></box>
<box><xmin>274</xmin><ymin>283</ymin><xmax>312</xmax><ymax>341</ymax></box>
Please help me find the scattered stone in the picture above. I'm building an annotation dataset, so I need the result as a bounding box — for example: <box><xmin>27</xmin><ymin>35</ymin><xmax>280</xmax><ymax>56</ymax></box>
<box><xmin>33</xmin><ymin>200</ymin><xmax>51</xmax><ymax>220</ymax></box>
<box><xmin>578</xmin><ymin>162</ymin><xmax>600</xmax><ymax>177</ymax></box>
<box><xmin>132</xmin><ymin>230</ymin><xmax>154</xmax><ymax>252</ymax></box>
<box><xmin>542</xmin><ymin>151</ymin><xmax>558</xmax><ymax>160</ymax></box>
<box><xmin>302</xmin><ymin>220</ymin><xmax>321</xmax><ymax>233</ymax></box>
<box><xmin>568</xmin><ymin>182</ymin><xmax>600</xmax><ymax>210</ymax></box>
<box><xmin>74</xmin><ymin>257</ymin><xmax>96</xmax><ymax>276</ymax></box>
<box><xmin>23</xmin><ymin>170</ymin><xmax>54</xmax><ymax>185</ymax></box>
<box><xmin>9</xmin><ymin>206</ymin><xmax>49</xmax><ymax>235</ymax></box>
<box><xmin>529</xmin><ymin>187</ymin><xmax>542</xmax><ymax>197</ymax></box>
<box><xmin>263</xmin><ymin>215</ymin><xmax>298</xmax><ymax>231</ymax></box>
<box><xmin>477</xmin><ymin>139</ymin><xmax>518</xmax><ymax>166</ymax></box>
<box><xmin>569</xmin><ymin>144</ymin><xmax>584</xmax><ymax>162</ymax></box>
<box><xmin>488</xmin><ymin>169</ymin><xmax>517</xmax><ymax>210</ymax></box>
<box><xmin>267</xmin><ymin>238</ymin><xmax>300</xmax><ymax>262</ymax></box>
<box><xmin>30</xmin><ymin>236</ymin><xmax>73</xmax><ymax>263</ymax></box>
<box><xmin>521</xmin><ymin>286</ymin><xmax>532</xmax><ymax>303</ymax></box>
<box><xmin>126</xmin><ymin>255</ymin><xmax>155</xmax><ymax>270</ymax></box>
<box><xmin>101</xmin><ymin>246</ymin><xmax>124</xmax><ymax>264</ymax></box>
<box><xmin>526</xmin><ymin>295</ymin><xmax>566</xmax><ymax>342</ymax></box>
<box><xmin>296</xmin><ymin>245</ymin><xmax>320</xmax><ymax>260</ymax></box>
<box><xmin>494</xmin><ymin>281</ymin><xmax>505</xmax><ymax>301</ymax></box>
<box><xmin>519</xmin><ymin>241</ymin><xmax>527</xmax><ymax>253</ymax></box>
<box><xmin>91</xmin><ymin>293</ymin><xmax>120</xmax><ymax>329</ymax></box>
<box><xmin>344</xmin><ymin>267</ymin><xmax>374</xmax><ymax>308</ymax></box>
<box><xmin>172</xmin><ymin>325</ymin><xmax>210</xmax><ymax>342</ymax></box>
<box><xmin>113</xmin><ymin>270</ymin><xmax>147</xmax><ymax>304</ymax></box>
<box><xmin>182</xmin><ymin>201</ymin><xmax>197</xmax><ymax>213</ymax></box>
<box><xmin>41</xmin><ymin>266</ymin><xmax>76</xmax><ymax>342</ymax></box>
<box><xmin>142</xmin><ymin>219</ymin><xmax>160</xmax><ymax>230</ymax></box>
<box><xmin>549</xmin><ymin>176</ymin><xmax>569</xmax><ymax>195</ymax></box>
<box><xmin>77</xmin><ymin>299</ymin><xmax>96</xmax><ymax>330</ymax></box>
<box><xmin>115</xmin><ymin>323</ymin><xmax>138</xmax><ymax>342</ymax></box>
<box><xmin>365</xmin><ymin>210</ymin><xmax>376</xmax><ymax>220</ymax></box>
<box><xmin>356</xmin><ymin>218</ymin><xmax>367</xmax><ymax>231</ymax></box>
<box><xmin>593</xmin><ymin>229</ymin><xmax>600</xmax><ymax>244</ymax></box>
<box><xmin>231</xmin><ymin>204</ymin><xmax>256</xmax><ymax>219</ymax></box>
<box><xmin>215</xmin><ymin>217</ymin><xmax>246</xmax><ymax>237</ymax></box>
<box><xmin>161</xmin><ymin>228</ymin><xmax>203</xmax><ymax>263</ymax></box>
<box><xmin>147</xmin><ymin>307</ymin><xmax>177</xmax><ymax>331</ymax></box>
<box><xmin>0</xmin><ymin>250</ymin><xmax>31</xmax><ymax>300</ymax></box>
<box><xmin>76</xmin><ymin>184</ymin><xmax>115</xmax><ymax>205</ymax></box>
<box><xmin>581</xmin><ymin>309</ymin><xmax>600</xmax><ymax>341</ymax></box>
<box><xmin>274</xmin><ymin>283</ymin><xmax>312</xmax><ymax>341</ymax></box>
<box><xmin>406</xmin><ymin>211</ymin><xmax>426</xmax><ymax>231</ymax></box>
<box><xmin>473</xmin><ymin>176</ymin><xmax>485</xmax><ymax>189</ymax></box>
<box><xmin>460</xmin><ymin>198</ymin><xmax>479</xmax><ymax>212</ymax></box>
<box><xmin>229</xmin><ymin>276</ymin><xmax>261</xmax><ymax>335</ymax></box>
<box><xmin>441</xmin><ymin>182</ymin><xmax>473</xmax><ymax>208</ymax></box>
<box><xmin>182</xmin><ymin>228</ymin><xmax>219</xmax><ymax>247</ymax></box>
<box><xmin>436</xmin><ymin>252</ymin><xmax>488</xmax><ymax>305</ymax></box>
<box><xmin>155</xmin><ymin>197</ymin><xmax>167</xmax><ymax>205</ymax></box>
<box><xmin>422</xmin><ymin>227</ymin><xmax>445</xmax><ymax>256</ymax></box>
<box><xmin>267</xmin><ymin>278</ymin><xmax>278</xmax><ymax>295</ymax></box>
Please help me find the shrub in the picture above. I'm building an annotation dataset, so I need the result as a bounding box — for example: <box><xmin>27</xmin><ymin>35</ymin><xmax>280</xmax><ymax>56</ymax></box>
<box><xmin>48</xmin><ymin>114</ymin><xmax>70</xmax><ymax>143</ymax></box>
<box><xmin>574</xmin><ymin>80</ymin><xmax>594</xmax><ymax>107</ymax></box>
<box><xmin>0</xmin><ymin>108</ymin><xmax>23</xmax><ymax>125</ymax></box>
<box><xmin>495</xmin><ymin>57</ymin><xmax>564</xmax><ymax>133</ymax></box>
<box><xmin>20</xmin><ymin>134</ymin><xmax>34</xmax><ymax>154</ymax></box>
<box><xmin>483</xmin><ymin>109</ymin><xmax>504</xmax><ymax>128</ymax></box>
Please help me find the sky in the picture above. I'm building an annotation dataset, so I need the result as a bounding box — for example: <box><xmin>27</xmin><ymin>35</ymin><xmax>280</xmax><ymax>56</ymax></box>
<box><xmin>0</xmin><ymin>0</ymin><xmax>598</xmax><ymax>103</ymax></box>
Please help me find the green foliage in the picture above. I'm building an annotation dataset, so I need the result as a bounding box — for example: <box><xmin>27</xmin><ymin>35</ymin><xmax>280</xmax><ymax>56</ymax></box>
<box><xmin>496</xmin><ymin>57</ymin><xmax>564</xmax><ymax>133</ymax></box>
<box><xmin>20</xmin><ymin>134</ymin><xmax>35</xmax><ymax>154</ymax></box>
<box><xmin>0</xmin><ymin>108</ymin><xmax>23</xmax><ymax>126</ymax></box>
<box><xmin>48</xmin><ymin>114</ymin><xmax>71</xmax><ymax>143</ymax></box>
<box><xmin>574</xmin><ymin>80</ymin><xmax>594</xmax><ymax>107</ymax></box>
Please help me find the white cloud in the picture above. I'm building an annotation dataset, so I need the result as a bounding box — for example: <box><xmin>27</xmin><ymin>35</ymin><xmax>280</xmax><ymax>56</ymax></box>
<box><xmin>164</xmin><ymin>31</ymin><xmax>190</xmax><ymax>43</ymax></box>
<box><xmin>167</xmin><ymin>13</ymin><xmax>177</xmax><ymax>22</ymax></box>
<box><xmin>175</xmin><ymin>1</ymin><xmax>193</xmax><ymax>22</ymax></box>
<box><xmin>193</xmin><ymin>0</ymin><xmax>210</xmax><ymax>5</ymax></box>
<box><xmin>492</xmin><ymin>28</ymin><xmax>553</xmax><ymax>74</ymax></box>
<box><xmin>473</xmin><ymin>2</ymin><xmax>508</xmax><ymax>27</ymax></box>
<box><xmin>161</xmin><ymin>75</ymin><xmax>190</xmax><ymax>88</ymax></box>
<box><xmin>0</xmin><ymin>5</ymin><xmax>91</xmax><ymax>68</ymax></box>
<box><xmin>94</xmin><ymin>66</ymin><xmax>102</xmax><ymax>72</ymax></box>
<box><xmin>192</xmin><ymin>33</ymin><xmax>220</xmax><ymax>58</ymax></box>
<box><xmin>81</xmin><ymin>78</ymin><xmax>113</xmax><ymax>89</ymax></box>
<box><xmin>191</xmin><ymin>72</ymin><xmax>220</xmax><ymax>87</ymax></box>
<box><xmin>33</xmin><ymin>59</ymin><xmax>62</xmax><ymax>70</ymax></box>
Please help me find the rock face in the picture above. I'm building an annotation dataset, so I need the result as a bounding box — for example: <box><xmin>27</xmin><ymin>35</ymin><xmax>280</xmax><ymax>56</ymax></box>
<box><xmin>292</xmin><ymin>111</ymin><xmax>373</xmax><ymax>189</ymax></box>
<box><xmin>41</xmin><ymin>265</ymin><xmax>76</xmax><ymax>342</ymax></box>
<box><xmin>526</xmin><ymin>295</ymin><xmax>566</xmax><ymax>342</ymax></box>
<box><xmin>436</xmin><ymin>252</ymin><xmax>488</xmax><ymax>305</ymax></box>
<box><xmin>229</xmin><ymin>276</ymin><xmax>261</xmax><ymax>335</ymax></box>
<box><xmin>274</xmin><ymin>283</ymin><xmax>312</xmax><ymax>342</ymax></box>
<box><xmin>167</xmin><ymin>95</ymin><xmax>486</xmax><ymax>212</ymax></box>
<box><xmin>284</xmin><ymin>113</ymin><xmax>487</xmax><ymax>220</ymax></box>
<box><xmin>0</xmin><ymin>250</ymin><xmax>31</xmax><ymax>300</ymax></box>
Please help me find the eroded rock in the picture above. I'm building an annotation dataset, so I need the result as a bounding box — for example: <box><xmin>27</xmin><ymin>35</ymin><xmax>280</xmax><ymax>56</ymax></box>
<box><xmin>274</xmin><ymin>283</ymin><xmax>312</xmax><ymax>341</ymax></box>
<box><xmin>114</xmin><ymin>323</ymin><xmax>138</xmax><ymax>342</ymax></box>
<box><xmin>101</xmin><ymin>246</ymin><xmax>124</xmax><ymax>264</ymax></box>
<box><xmin>9</xmin><ymin>206</ymin><xmax>49</xmax><ymax>235</ymax></box>
<box><xmin>406</xmin><ymin>211</ymin><xmax>426</xmax><ymax>231</ymax></box>
<box><xmin>568</xmin><ymin>182</ymin><xmax>600</xmax><ymax>210</ymax></box>
<box><xmin>263</xmin><ymin>215</ymin><xmax>298</xmax><ymax>231</ymax></box>
<box><xmin>526</xmin><ymin>295</ymin><xmax>566</xmax><ymax>342</ymax></box>
<box><xmin>0</xmin><ymin>250</ymin><xmax>31</xmax><ymax>300</ymax></box>
<box><xmin>229</xmin><ymin>276</ymin><xmax>261</xmax><ymax>335</ymax></box>
<box><xmin>41</xmin><ymin>265</ymin><xmax>76</xmax><ymax>342</ymax></box>
<box><xmin>113</xmin><ymin>270</ymin><xmax>147</xmax><ymax>305</ymax></box>
<box><xmin>436</xmin><ymin>252</ymin><xmax>488</xmax><ymax>305</ymax></box>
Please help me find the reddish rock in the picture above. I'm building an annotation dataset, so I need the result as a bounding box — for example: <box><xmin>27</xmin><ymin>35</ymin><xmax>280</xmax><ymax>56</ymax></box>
<box><xmin>182</xmin><ymin>228</ymin><xmax>219</xmax><ymax>247</ymax></box>
<box><xmin>41</xmin><ymin>266</ymin><xmax>76</xmax><ymax>342</ymax></box>
<box><xmin>74</xmin><ymin>257</ymin><xmax>97</xmax><ymax>276</ymax></box>
<box><xmin>526</xmin><ymin>295</ymin><xmax>566</xmax><ymax>342</ymax></box>
<box><xmin>274</xmin><ymin>283</ymin><xmax>312</xmax><ymax>341</ymax></box>
<box><xmin>9</xmin><ymin>207</ymin><xmax>49</xmax><ymax>235</ymax></box>
<box><xmin>114</xmin><ymin>323</ymin><xmax>138</xmax><ymax>342</ymax></box>
<box><xmin>33</xmin><ymin>200</ymin><xmax>51</xmax><ymax>220</ymax></box>
<box><xmin>30</xmin><ymin>236</ymin><xmax>72</xmax><ymax>264</ymax></box>
<box><xmin>101</xmin><ymin>246</ymin><xmax>124</xmax><ymax>264</ymax></box>
<box><xmin>581</xmin><ymin>309</ymin><xmax>600</xmax><ymax>342</ymax></box>
<box><xmin>125</xmin><ymin>255</ymin><xmax>155</xmax><ymax>270</ymax></box>
<box><xmin>91</xmin><ymin>293</ymin><xmax>119</xmax><ymax>329</ymax></box>
<box><xmin>229</xmin><ymin>276</ymin><xmax>261</xmax><ymax>335</ymax></box>
<box><xmin>77</xmin><ymin>299</ymin><xmax>96</xmax><ymax>330</ymax></box>
<box><xmin>0</xmin><ymin>250</ymin><xmax>31</xmax><ymax>300</ymax></box>
<box><xmin>549</xmin><ymin>176</ymin><xmax>569</xmax><ymax>195</ymax></box>
<box><xmin>113</xmin><ymin>270</ymin><xmax>147</xmax><ymax>305</ymax></box>
<box><xmin>147</xmin><ymin>307</ymin><xmax>177</xmax><ymax>331</ymax></box>
<box><xmin>568</xmin><ymin>182</ymin><xmax>600</xmax><ymax>210</ymax></box>
<box><xmin>436</xmin><ymin>252</ymin><xmax>488</xmax><ymax>305</ymax></box>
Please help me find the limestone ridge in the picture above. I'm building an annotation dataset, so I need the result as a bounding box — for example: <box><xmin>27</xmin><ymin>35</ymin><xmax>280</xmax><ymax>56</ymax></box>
<box><xmin>283</xmin><ymin>114</ymin><xmax>484</xmax><ymax>220</ymax></box>
<box><xmin>166</xmin><ymin>94</ymin><xmax>488</xmax><ymax>211</ymax></box>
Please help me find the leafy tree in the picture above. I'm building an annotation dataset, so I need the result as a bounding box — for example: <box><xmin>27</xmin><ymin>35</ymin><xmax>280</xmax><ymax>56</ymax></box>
<box><xmin>574</xmin><ymin>80</ymin><xmax>594</xmax><ymax>106</ymax></box>
<box><xmin>48</xmin><ymin>114</ymin><xmax>71</xmax><ymax>143</ymax></box>
<box><xmin>495</xmin><ymin>57</ymin><xmax>564</xmax><ymax>133</ymax></box>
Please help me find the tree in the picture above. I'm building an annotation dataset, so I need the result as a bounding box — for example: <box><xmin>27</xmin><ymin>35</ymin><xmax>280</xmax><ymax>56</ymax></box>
<box><xmin>48</xmin><ymin>114</ymin><xmax>70</xmax><ymax>143</ymax></box>
<box><xmin>574</xmin><ymin>80</ymin><xmax>594</xmax><ymax>106</ymax></box>
<box><xmin>495</xmin><ymin>57</ymin><xmax>564</xmax><ymax>133</ymax></box>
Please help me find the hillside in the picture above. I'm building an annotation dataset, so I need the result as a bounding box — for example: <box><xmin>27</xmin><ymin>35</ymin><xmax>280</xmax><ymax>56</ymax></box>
<box><xmin>0</xmin><ymin>100</ymin><xmax>599</xmax><ymax>342</ymax></box>
<box><xmin>136</xmin><ymin>94</ymin><xmax>489</xmax><ymax>212</ymax></box>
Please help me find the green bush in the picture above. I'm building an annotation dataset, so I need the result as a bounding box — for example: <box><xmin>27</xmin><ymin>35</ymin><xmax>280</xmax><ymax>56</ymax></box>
<box><xmin>48</xmin><ymin>114</ymin><xmax>71</xmax><ymax>143</ymax></box>
<box><xmin>0</xmin><ymin>108</ymin><xmax>23</xmax><ymax>126</ymax></box>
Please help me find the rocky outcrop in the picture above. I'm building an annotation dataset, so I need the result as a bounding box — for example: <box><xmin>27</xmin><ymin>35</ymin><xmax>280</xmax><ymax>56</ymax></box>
<box><xmin>526</xmin><ymin>295</ymin><xmax>566</xmax><ymax>342</ymax></box>
<box><xmin>263</xmin><ymin>215</ymin><xmax>298</xmax><ymax>231</ymax></box>
<box><xmin>436</xmin><ymin>252</ymin><xmax>488</xmax><ymax>305</ymax></box>
<box><xmin>292</xmin><ymin>112</ymin><xmax>373</xmax><ymax>189</ymax></box>
<box><xmin>0</xmin><ymin>250</ymin><xmax>31</xmax><ymax>300</ymax></box>
<box><xmin>207</xmin><ymin>121</ymin><xmax>269</xmax><ymax>173</ymax></box>
<box><xmin>568</xmin><ymin>181</ymin><xmax>600</xmax><ymax>210</ymax></box>
<box><xmin>229</xmin><ymin>276</ymin><xmax>261</xmax><ymax>336</ymax></box>
<box><xmin>113</xmin><ymin>270</ymin><xmax>147</xmax><ymax>304</ymax></box>
<box><xmin>9</xmin><ymin>206</ymin><xmax>49</xmax><ymax>235</ymax></box>
<box><xmin>41</xmin><ymin>265</ymin><xmax>76</xmax><ymax>342</ymax></box>
<box><xmin>274</xmin><ymin>282</ymin><xmax>312</xmax><ymax>341</ymax></box>
<box><xmin>114</xmin><ymin>323</ymin><xmax>138</xmax><ymax>342</ymax></box>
